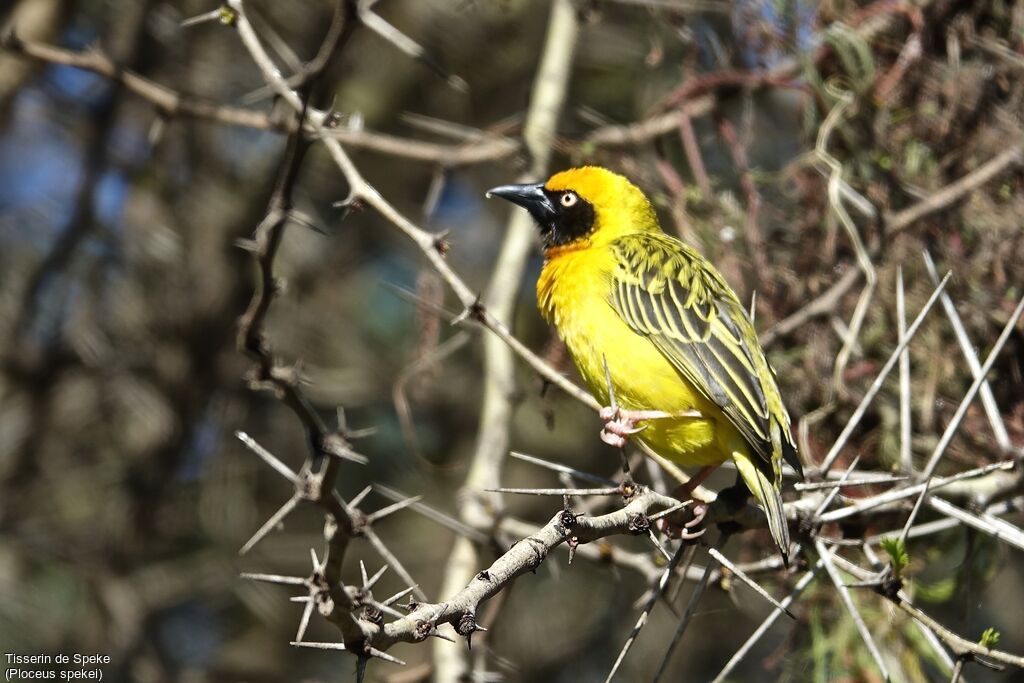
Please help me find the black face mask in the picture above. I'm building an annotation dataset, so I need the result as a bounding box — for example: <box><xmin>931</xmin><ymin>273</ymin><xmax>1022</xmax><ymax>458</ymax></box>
<box><xmin>487</xmin><ymin>183</ymin><xmax>596</xmax><ymax>248</ymax></box>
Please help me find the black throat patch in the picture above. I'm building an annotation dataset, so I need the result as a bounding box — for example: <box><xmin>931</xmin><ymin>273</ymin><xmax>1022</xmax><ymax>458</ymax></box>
<box><xmin>539</xmin><ymin>189</ymin><xmax>597</xmax><ymax>248</ymax></box>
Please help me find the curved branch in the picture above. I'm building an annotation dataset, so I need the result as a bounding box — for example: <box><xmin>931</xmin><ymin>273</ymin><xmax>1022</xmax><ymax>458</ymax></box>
<box><xmin>377</xmin><ymin>487</ymin><xmax>675</xmax><ymax>650</ymax></box>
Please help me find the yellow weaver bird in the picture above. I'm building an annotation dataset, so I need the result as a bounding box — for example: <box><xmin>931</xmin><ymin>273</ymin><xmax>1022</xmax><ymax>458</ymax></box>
<box><xmin>488</xmin><ymin>166</ymin><xmax>802</xmax><ymax>559</ymax></box>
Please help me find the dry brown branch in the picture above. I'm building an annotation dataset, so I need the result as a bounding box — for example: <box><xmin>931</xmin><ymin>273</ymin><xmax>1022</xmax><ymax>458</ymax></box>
<box><xmin>0</xmin><ymin>31</ymin><xmax>276</xmax><ymax>129</ymax></box>
<box><xmin>226</xmin><ymin>1</ymin><xmax>1024</xmax><ymax>673</ymax></box>
<box><xmin>886</xmin><ymin>144</ymin><xmax>1024</xmax><ymax>232</ymax></box>
<box><xmin>763</xmin><ymin>142</ymin><xmax>1024</xmax><ymax>346</ymax></box>
<box><xmin>5</xmin><ymin>1</ymin><xmax>1024</xmax><ymax>681</ymax></box>
<box><xmin>583</xmin><ymin>103</ymin><xmax>711</xmax><ymax>148</ymax></box>
<box><xmin>377</xmin><ymin>486</ymin><xmax>686</xmax><ymax>651</ymax></box>
<box><xmin>716</xmin><ymin>116</ymin><xmax>768</xmax><ymax>289</ymax></box>
<box><xmin>227</xmin><ymin>0</ymin><xmax>423</xmax><ymax>665</ymax></box>
<box><xmin>888</xmin><ymin>590</ymin><xmax>1024</xmax><ymax>669</ymax></box>
<box><xmin>677</xmin><ymin>110</ymin><xmax>712</xmax><ymax>200</ymax></box>
<box><xmin>434</xmin><ymin>3</ymin><xmax>580</xmax><ymax>678</ymax></box>
<box><xmin>654</xmin><ymin>70</ymin><xmax>805</xmax><ymax>114</ymax></box>
<box><xmin>0</xmin><ymin>33</ymin><xmax>517</xmax><ymax>166</ymax></box>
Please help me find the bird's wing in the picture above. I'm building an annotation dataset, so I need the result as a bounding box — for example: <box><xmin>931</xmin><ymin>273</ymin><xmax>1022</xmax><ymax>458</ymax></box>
<box><xmin>607</xmin><ymin>233</ymin><xmax>800</xmax><ymax>475</ymax></box>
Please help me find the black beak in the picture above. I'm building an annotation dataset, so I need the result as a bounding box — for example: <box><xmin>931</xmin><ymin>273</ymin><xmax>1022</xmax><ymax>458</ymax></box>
<box><xmin>486</xmin><ymin>182</ymin><xmax>557</xmax><ymax>227</ymax></box>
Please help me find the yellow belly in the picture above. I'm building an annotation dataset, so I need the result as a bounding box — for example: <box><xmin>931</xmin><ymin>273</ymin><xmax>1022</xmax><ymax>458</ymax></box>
<box><xmin>538</xmin><ymin>248</ymin><xmax>736</xmax><ymax>468</ymax></box>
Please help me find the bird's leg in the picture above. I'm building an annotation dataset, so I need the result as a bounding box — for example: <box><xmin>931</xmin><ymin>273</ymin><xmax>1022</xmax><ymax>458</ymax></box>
<box><xmin>598</xmin><ymin>407</ymin><xmax>701</xmax><ymax>448</ymax></box>
<box><xmin>660</xmin><ymin>465</ymin><xmax>717</xmax><ymax>540</ymax></box>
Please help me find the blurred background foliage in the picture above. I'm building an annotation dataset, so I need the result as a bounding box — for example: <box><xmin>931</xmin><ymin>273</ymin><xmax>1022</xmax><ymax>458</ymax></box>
<box><xmin>0</xmin><ymin>0</ymin><xmax>1022</xmax><ymax>681</ymax></box>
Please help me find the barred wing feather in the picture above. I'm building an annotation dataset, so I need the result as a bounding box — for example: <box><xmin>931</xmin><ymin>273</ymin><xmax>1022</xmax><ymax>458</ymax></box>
<box><xmin>608</xmin><ymin>233</ymin><xmax>800</xmax><ymax>476</ymax></box>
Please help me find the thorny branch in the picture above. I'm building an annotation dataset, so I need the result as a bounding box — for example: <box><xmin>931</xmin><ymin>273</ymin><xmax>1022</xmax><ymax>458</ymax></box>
<box><xmin>230</xmin><ymin>0</ymin><xmax>388</xmax><ymax>658</ymax></box>
<box><xmin>0</xmin><ymin>29</ymin><xmax>518</xmax><ymax>167</ymax></box>
<box><xmin>434</xmin><ymin>1</ymin><xmax>579</xmax><ymax>679</ymax></box>
<box><xmin>9</xmin><ymin>1</ymin><xmax>1024</xmax><ymax>680</ymax></box>
<box><xmin>231</xmin><ymin>1</ymin><xmax>1024</xmax><ymax>679</ymax></box>
<box><xmin>762</xmin><ymin>141</ymin><xmax>1024</xmax><ymax>346</ymax></box>
<box><xmin>378</xmin><ymin>486</ymin><xmax>682</xmax><ymax>651</ymax></box>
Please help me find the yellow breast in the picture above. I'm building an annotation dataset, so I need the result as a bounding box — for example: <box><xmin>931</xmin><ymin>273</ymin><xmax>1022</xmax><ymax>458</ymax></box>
<box><xmin>537</xmin><ymin>246</ymin><xmax>729</xmax><ymax>467</ymax></box>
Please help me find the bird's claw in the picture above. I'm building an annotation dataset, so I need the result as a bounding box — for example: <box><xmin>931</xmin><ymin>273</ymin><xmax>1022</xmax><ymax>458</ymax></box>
<box><xmin>659</xmin><ymin>502</ymin><xmax>708</xmax><ymax>541</ymax></box>
<box><xmin>599</xmin><ymin>406</ymin><xmax>650</xmax><ymax>448</ymax></box>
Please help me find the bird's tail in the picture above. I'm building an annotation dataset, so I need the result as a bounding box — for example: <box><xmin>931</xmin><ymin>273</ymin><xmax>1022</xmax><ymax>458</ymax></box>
<box><xmin>731</xmin><ymin>450</ymin><xmax>790</xmax><ymax>562</ymax></box>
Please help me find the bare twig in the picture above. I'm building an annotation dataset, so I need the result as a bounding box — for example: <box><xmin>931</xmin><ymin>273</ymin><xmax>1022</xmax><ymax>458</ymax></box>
<box><xmin>678</xmin><ymin>111</ymin><xmax>712</xmax><ymax>199</ymax></box>
<box><xmin>763</xmin><ymin>144</ymin><xmax>1024</xmax><ymax>346</ymax></box>
<box><xmin>706</xmin><ymin>546</ymin><xmax>793</xmax><ymax>618</ymax></box>
<box><xmin>899</xmin><ymin>294</ymin><xmax>1024</xmax><ymax>542</ymax></box>
<box><xmin>818</xmin><ymin>272</ymin><xmax>950</xmax><ymax>472</ymax></box>
<box><xmin>510</xmin><ymin>451</ymin><xmax>619</xmax><ymax>487</ymax></box>
<box><xmin>604</xmin><ymin>544</ymin><xmax>696</xmax><ymax>683</ymax></box>
<box><xmin>709</xmin><ymin>560</ymin><xmax>823</xmax><ymax>683</ymax></box>
<box><xmin>888</xmin><ymin>590</ymin><xmax>1024</xmax><ymax>669</ymax></box>
<box><xmin>652</xmin><ymin>544</ymin><xmax>721</xmax><ymax>682</ymax></box>
<box><xmin>375</xmin><ymin>487</ymin><xmax>687</xmax><ymax>650</ymax></box>
<box><xmin>816</xmin><ymin>86</ymin><xmax>877</xmax><ymax>393</ymax></box>
<box><xmin>435</xmin><ymin>2</ymin><xmax>579</xmax><ymax>678</ymax></box>
<box><xmin>897</xmin><ymin>267</ymin><xmax>913</xmax><ymax>472</ymax></box>
<box><xmin>717</xmin><ymin>116</ymin><xmax>768</xmax><ymax>286</ymax></box>
<box><xmin>922</xmin><ymin>251</ymin><xmax>1014</xmax><ymax>454</ymax></box>
<box><xmin>815</xmin><ymin>539</ymin><xmax>890</xmax><ymax>681</ymax></box>
<box><xmin>819</xmin><ymin>460</ymin><xmax>1016</xmax><ymax>523</ymax></box>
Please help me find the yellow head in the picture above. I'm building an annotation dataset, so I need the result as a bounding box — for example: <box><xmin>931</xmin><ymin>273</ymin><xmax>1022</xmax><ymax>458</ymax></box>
<box><xmin>487</xmin><ymin>166</ymin><xmax>661</xmax><ymax>250</ymax></box>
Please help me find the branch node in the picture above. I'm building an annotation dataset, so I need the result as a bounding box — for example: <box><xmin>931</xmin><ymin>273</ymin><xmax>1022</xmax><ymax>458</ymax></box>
<box><xmin>333</xmin><ymin>195</ymin><xmax>365</xmax><ymax>221</ymax></box>
<box><xmin>456</xmin><ymin>611</ymin><xmax>477</xmax><ymax>637</ymax></box>
<box><xmin>323</xmin><ymin>513</ymin><xmax>339</xmax><ymax>541</ymax></box>
<box><xmin>321</xmin><ymin>432</ymin><xmax>353</xmax><ymax>460</ymax></box>
<box><xmin>218</xmin><ymin>5</ymin><xmax>239</xmax><ymax>27</ymax></box>
<box><xmin>432</xmin><ymin>230</ymin><xmax>451</xmax><ymax>256</ymax></box>
<box><xmin>559</xmin><ymin>508</ymin><xmax>582</xmax><ymax>528</ymax></box>
<box><xmin>350</xmin><ymin>509</ymin><xmax>370</xmax><ymax>536</ymax></box>
<box><xmin>627</xmin><ymin>512</ymin><xmax>651</xmax><ymax>536</ymax></box>
<box><xmin>323</xmin><ymin>110</ymin><xmax>344</xmax><ymax>129</ymax></box>
<box><xmin>361</xmin><ymin>605</ymin><xmax>384</xmax><ymax>627</ymax></box>
<box><xmin>270</xmin><ymin>362</ymin><xmax>302</xmax><ymax>388</ymax></box>
<box><xmin>413</xmin><ymin>620</ymin><xmax>433</xmax><ymax>642</ymax></box>
<box><xmin>879</xmin><ymin>574</ymin><xmax>903</xmax><ymax>600</ymax></box>
<box><xmin>315</xmin><ymin>592</ymin><xmax>335</xmax><ymax>618</ymax></box>
<box><xmin>451</xmin><ymin>299</ymin><xmax>486</xmax><ymax>327</ymax></box>
<box><xmin>456</xmin><ymin>611</ymin><xmax>486</xmax><ymax>649</ymax></box>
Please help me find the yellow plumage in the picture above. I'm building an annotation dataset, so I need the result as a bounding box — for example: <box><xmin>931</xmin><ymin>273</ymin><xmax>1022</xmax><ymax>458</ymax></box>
<box><xmin>537</xmin><ymin>237</ymin><xmax>725</xmax><ymax>465</ymax></box>
<box><xmin>489</xmin><ymin>166</ymin><xmax>801</xmax><ymax>557</ymax></box>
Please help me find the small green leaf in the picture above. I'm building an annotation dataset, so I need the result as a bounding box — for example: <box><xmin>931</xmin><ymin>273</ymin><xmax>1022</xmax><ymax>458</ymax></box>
<box><xmin>881</xmin><ymin>538</ymin><xmax>909</xmax><ymax>577</ymax></box>
<box><xmin>979</xmin><ymin>627</ymin><xmax>1001</xmax><ymax>649</ymax></box>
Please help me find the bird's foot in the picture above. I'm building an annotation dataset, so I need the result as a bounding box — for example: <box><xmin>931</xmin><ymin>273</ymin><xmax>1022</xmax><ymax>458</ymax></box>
<box><xmin>598</xmin><ymin>407</ymin><xmax>678</xmax><ymax>448</ymax></box>
<box><xmin>657</xmin><ymin>467</ymin><xmax>717</xmax><ymax>540</ymax></box>
<box><xmin>658</xmin><ymin>502</ymin><xmax>708</xmax><ymax>541</ymax></box>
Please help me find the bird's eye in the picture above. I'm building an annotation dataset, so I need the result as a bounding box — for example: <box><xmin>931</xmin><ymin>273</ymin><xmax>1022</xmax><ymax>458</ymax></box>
<box><xmin>560</xmin><ymin>192</ymin><xmax>578</xmax><ymax>208</ymax></box>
